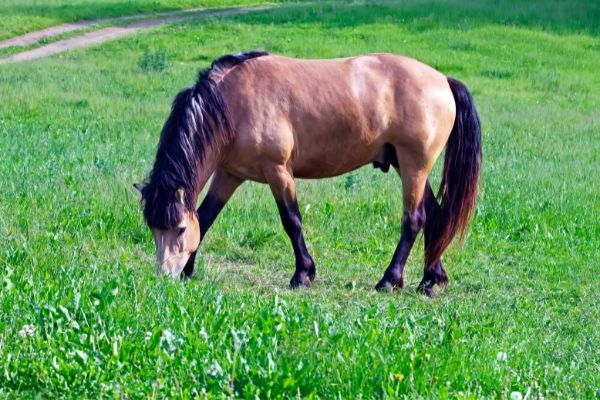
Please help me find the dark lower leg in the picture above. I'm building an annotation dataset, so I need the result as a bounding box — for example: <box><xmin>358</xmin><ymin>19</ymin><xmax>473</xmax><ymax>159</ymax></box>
<box><xmin>197</xmin><ymin>193</ymin><xmax>226</xmax><ymax>241</ymax></box>
<box><xmin>181</xmin><ymin>194</ymin><xmax>225</xmax><ymax>277</ymax></box>
<box><xmin>417</xmin><ymin>260</ymin><xmax>448</xmax><ymax>297</ymax></box>
<box><xmin>182</xmin><ymin>171</ymin><xmax>243</xmax><ymax>278</ymax></box>
<box><xmin>265</xmin><ymin>166</ymin><xmax>315</xmax><ymax>289</ymax></box>
<box><xmin>181</xmin><ymin>194</ymin><xmax>225</xmax><ymax>278</ymax></box>
<box><xmin>182</xmin><ymin>252</ymin><xmax>198</xmax><ymax>279</ymax></box>
<box><xmin>375</xmin><ymin>201</ymin><xmax>426</xmax><ymax>292</ymax></box>
<box><xmin>276</xmin><ymin>199</ymin><xmax>316</xmax><ymax>288</ymax></box>
<box><xmin>417</xmin><ymin>181</ymin><xmax>448</xmax><ymax>296</ymax></box>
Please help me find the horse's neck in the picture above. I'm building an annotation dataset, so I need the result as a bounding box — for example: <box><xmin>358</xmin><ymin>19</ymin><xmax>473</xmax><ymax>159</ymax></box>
<box><xmin>192</xmin><ymin>149</ymin><xmax>220</xmax><ymax>201</ymax></box>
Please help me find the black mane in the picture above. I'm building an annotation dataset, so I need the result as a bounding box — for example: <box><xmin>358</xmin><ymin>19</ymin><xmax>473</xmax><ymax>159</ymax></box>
<box><xmin>141</xmin><ymin>50</ymin><xmax>269</xmax><ymax>229</ymax></box>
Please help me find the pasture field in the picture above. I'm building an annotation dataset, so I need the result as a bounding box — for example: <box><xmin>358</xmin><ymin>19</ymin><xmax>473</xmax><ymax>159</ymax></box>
<box><xmin>0</xmin><ymin>0</ymin><xmax>599</xmax><ymax>398</ymax></box>
<box><xmin>0</xmin><ymin>0</ymin><xmax>284</xmax><ymax>41</ymax></box>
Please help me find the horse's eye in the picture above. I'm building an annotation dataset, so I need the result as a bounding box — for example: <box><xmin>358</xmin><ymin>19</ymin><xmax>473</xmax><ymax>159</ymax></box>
<box><xmin>177</xmin><ymin>227</ymin><xmax>186</xmax><ymax>236</ymax></box>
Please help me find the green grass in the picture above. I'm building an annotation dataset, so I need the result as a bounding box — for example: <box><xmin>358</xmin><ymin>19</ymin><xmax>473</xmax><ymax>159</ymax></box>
<box><xmin>0</xmin><ymin>0</ymin><xmax>285</xmax><ymax>40</ymax></box>
<box><xmin>0</xmin><ymin>0</ymin><xmax>599</xmax><ymax>398</ymax></box>
<box><xmin>0</xmin><ymin>5</ymin><xmax>280</xmax><ymax>59</ymax></box>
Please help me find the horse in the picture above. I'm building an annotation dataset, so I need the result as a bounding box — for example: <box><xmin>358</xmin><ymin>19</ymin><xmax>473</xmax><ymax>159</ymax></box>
<box><xmin>135</xmin><ymin>51</ymin><xmax>481</xmax><ymax>296</ymax></box>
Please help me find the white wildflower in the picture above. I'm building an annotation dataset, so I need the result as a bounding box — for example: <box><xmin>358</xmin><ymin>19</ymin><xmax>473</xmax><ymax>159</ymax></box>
<box><xmin>496</xmin><ymin>351</ymin><xmax>507</xmax><ymax>361</ymax></box>
<box><xmin>18</xmin><ymin>324</ymin><xmax>35</xmax><ymax>339</ymax></box>
<box><xmin>207</xmin><ymin>360</ymin><xmax>223</xmax><ymax>376</ymax></box>
<box><xmin>267</xmin><ymin>352</ymin><xmax>275</xmax><ymax>372</ymax></box>
<box><xmin>510</xmin><ymin>391</ymin><xmax>523</xmax><ymax>400</ymax></box>
<box><xmin>199</xmin><ymin>327</ymin><xmax>208</xmax><ymax>341</ymax></box>
<box><xmin>231</xmin><ymin>330</ymin><xmax>241</xmax><ymax>349</ymax></box>
<box><xmin>75</xmin><ymin>350</ymin><xmax>88</xmax><ymax>364</ymax></box>
<box><xmin>160</xmin><ymin>328</ymin><xmax>176</xmax><ymax>353</ymax></box>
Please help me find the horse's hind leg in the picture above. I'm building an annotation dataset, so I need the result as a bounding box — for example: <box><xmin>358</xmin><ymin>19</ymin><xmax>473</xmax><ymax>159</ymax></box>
<box><xmin>264</xmin><ymin>165</ymin><xmax>316</xmax><ymax>288</ymax></box>
<box><xmin>417</xmin><ymin>180</ymin><xmax>449</xmax><ymax>297</ymax></box>
<box><xmin>182</xmin><ymin>170</ymin><xmax>244</xmax><ymax>278</ymax></box>
<box><xmin>375</xmin><ymin>153</ymin><xmax>428</xmax><ymax>292</ymax></box>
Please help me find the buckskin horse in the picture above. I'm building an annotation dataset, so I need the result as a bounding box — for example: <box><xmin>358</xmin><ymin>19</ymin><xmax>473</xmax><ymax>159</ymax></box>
<box><xmin>135</xmin><ymin>51</ymin><xmax>481</xmax><ymax>296</ymax></box>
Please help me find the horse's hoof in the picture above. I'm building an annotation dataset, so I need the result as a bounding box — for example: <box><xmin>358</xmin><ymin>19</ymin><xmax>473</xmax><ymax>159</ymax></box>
<box><xmin>180</xmin><ymin>273</ymin><xmax>193</xmax><ymax>281</ymax></box>
<box><xmin>181</xmin><ymin>253</ymin><xmax>196</xmax><ymax>279</ymax></box>
<box><xmin>436</xmin><ymin>277</ymin><xmax>449</xmax><ymax>288</ymax></box>
<box><xmin>290</xmin><ymin>275</ymin><xmax>311</xmax><ymax>289</ymax></box>
<box><xmin>375</xmin><ymin>276</ymin><xmax>403</xmax><ymax>292</ymax></box>
<box><xmin>417</xmin><ymin>268</ymin><xmax>448</xmax><ymax>297</ymax></box>
<box><xmin>307</xmin><ymin>266</ymin><xmax>316</xmax><ymax>282</ymax></box>
<box><xmin>416</xmin><ymin>284</ymin><xmax>435</xmax><ymax>298</ymax></box>
<box><xmin>180</xmin><ymin>267</ymin><xmax>194</xmax><ymax>280</ymax></box>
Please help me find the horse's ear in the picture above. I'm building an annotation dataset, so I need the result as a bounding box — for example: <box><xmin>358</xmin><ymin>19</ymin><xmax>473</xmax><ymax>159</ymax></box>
<box><xmin>175</xmin><ymin>188</ymin><xmax>185</xmax><ymax>205</ymax></box>
<box><xmin>133</xmin><ymin>183</ymin><xmax>144</xmax><ymax>197</ymax></box>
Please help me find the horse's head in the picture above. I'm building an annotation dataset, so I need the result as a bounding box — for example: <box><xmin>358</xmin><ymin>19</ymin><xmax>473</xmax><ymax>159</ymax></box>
<box><xmin>135</xmin><ymin>184</ymin><xmax>200</xmax><ymax>278</ymax></box>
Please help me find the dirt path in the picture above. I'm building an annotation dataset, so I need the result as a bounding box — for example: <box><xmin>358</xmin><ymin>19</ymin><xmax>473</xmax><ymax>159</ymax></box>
<box><xmin>0</xmin><ymin>7</ymin><xmax>217</xmax><ymax>50</ymax></box>
<box><xmin>0</xmin><ymin>6</ymin><xmax>271</xmax><ymax>64</ymax></box>
<box><xmin>1</xmin><ymin>22</ymin><xmax>107</xmax><ymax>50</ymax></box>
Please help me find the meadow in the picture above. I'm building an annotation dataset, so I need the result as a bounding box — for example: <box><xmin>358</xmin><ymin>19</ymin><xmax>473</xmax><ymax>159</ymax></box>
<box><xmin>0</xmin><ymin>0</ymin><xmax>286</xmax><ymax>40</ymax></box>
<box><xmin>0</xmin><ymin>0</ymin><xmax>599</xmax><ymax>398</ymax></box>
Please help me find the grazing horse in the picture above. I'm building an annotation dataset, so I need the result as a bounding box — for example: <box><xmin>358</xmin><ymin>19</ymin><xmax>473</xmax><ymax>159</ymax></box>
<box><xmin>135</xmin><ymin>51</ymin><xmax>481</xmax><ymax>295</ymax></box>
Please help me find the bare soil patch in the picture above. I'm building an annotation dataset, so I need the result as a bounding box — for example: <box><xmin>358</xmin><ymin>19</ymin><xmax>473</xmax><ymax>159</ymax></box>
<box><xmin>0</xmin><ymin>6</ymin><xmax>271</xmax><ymax>64</ymax></box>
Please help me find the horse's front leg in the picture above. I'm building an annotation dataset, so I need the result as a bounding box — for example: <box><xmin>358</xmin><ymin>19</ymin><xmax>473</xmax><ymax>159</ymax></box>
<box><xmin>182</xmin><ymin>170</ymin><xmax>244</xmax><ymax>278</ymax></box>
<box><xmin>264</xmin><ymin>165</ymin><xmax>316</xmax><ymax>288</ymax></box>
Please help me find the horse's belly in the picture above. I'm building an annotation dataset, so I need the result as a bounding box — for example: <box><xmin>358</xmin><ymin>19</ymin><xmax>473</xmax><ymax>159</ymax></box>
<box><xmin>292</xmin><ymin>160</ymin><xmax>369</xmax><ymax>179</ymax></box>
<box><xmin>221</xmin><ymin>132</ymin><xmax>383</xmax><ymax>182</ymax></box>
<box><xmin>291</xmin><ymin>137</ymin><xmax>383</xmax><ymax>179</ymax></box>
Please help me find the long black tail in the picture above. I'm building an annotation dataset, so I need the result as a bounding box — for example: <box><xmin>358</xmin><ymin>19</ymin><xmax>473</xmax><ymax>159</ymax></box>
<box><xmin>425</xmin><ymin>77</ymin><xmax>482</xmax><ymax>267</ymax></box>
